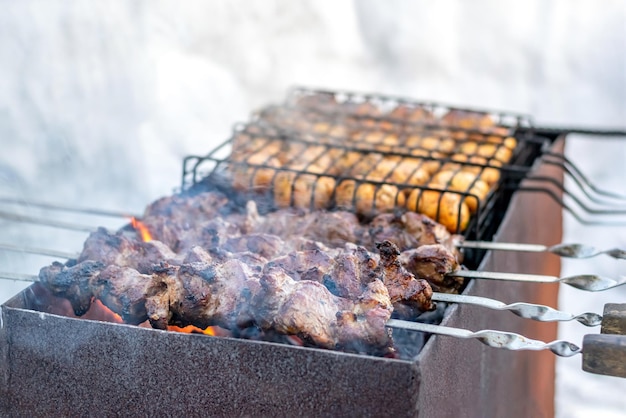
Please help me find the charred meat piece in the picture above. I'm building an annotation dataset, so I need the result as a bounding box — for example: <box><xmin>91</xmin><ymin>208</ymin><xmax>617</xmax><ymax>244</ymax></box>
<box><xmin>170</xmin><ymin>258</ymin><xmax>262</xmax><ymax>331</ymax></box>
<box><xmin>266</xmin><ymin>244</ymin><xmax>380</xmax><ymax>301</ymax></box>
<box><xmin>97</xmin><ymin>265</ymin><xmax>170</xmax><ymax>326</ymax></box>
<box><xmin>361</xmin><ymin>211</ymin><xmax>459</xmax><ymax>255</ymax></box>
<box><xmin>324</xmin><ymin>244</ymin><xmax>381</xmax><ymax>300</ymax></box>
<box><xmin>143</xmin><ymin>193</ymin><xmax>461</xmax><ymax>257</ymax></box>
<box><xmin>39</xmin><ymin>243</ymin><xmax>404</xmax><ymax>354</ymax></box>
<box><xmin>38</xmin><ymin>260</ymin><xmax>170</xmax><ymax>327</ymax></box>
<box><xmin>144</xmin><ymin>190</ymin><xmax>231</xmax><ymax>221</ymax></box>
<box><xmin>292</xmin><ymin>211</ymin><xmax>361</xmax><ymax>247</ymax></box>
<box><xmin>222</xmin><ymin>234</ymin><xmax>285</xmax><ymax>260</ymax></box>
<box><xmin>252</xmin><ymin>265</ymin><xmax>393</xmax><ymax>352</ymax></box>
<box><xmin>79</xmin><ymin>228</ymin><xmax>177</xmax><ymax>274</ymax></box>
<box><xmin>376</xmin><ymin>241</ymin><xmax>434</xmax><ymax>314</ymax></box>
<box><xmin>79</xmin><ymin>228</ymin><xmax>137</xmax><ymax>267</ymax></box>
<box><xmin>39</xmin><ymin>260</ymin><xmax>103</xmax><ymax>316</ymax></box>
<box><xmin>399</xmin><ymin>244</ymin><xmax>462</xmax><ymax>293</ymax></box>
<box><xmin>265</xmin><ymin>250</ymin><xmax>335</xmax><ymax>284</ymax></box>
<box><xmin>244</xmin><ymin>204</ymin><xmax>361</xmax><ymax>247</ymax></box>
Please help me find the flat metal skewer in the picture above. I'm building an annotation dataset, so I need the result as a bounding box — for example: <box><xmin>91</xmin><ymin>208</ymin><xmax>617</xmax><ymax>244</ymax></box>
<box><xmin>0</xmin><ymin>258</ymin><xmax>601</xmax><ymax>326</ymax></box>
<box><xmin>0</xmin><ymin>197</ymin><xmax>141</xmax><ymax>219</ymax></box>
<box><xmin>0</xmin><ymin>274</ymin><xmax>584</xmax><ymax>358</ymax></box>
<box><xmin>452</xmin><ymin>270</ymin><xmax>626</xmax><ymax>292</ymax></box>
<box><xmin>433</xmin><ymin>293</ymin><xmax>602</xmax><ymax>326</ymax></box>
<box><xmin>0</xmin><ymin>272</ymin><xmax>40</xmax><ymax>283</ymax></box>
<box><xmin>0</xmin><ymin>210</ymin><xmax>100</xmax><ymax>233</ymax></box>
<box><xmin>455</xmin><ymin>240</ymin><xmax>626</xmax><ymax>260</ymax></box>
<box><xmin>0</xmin><ymin>243</ymin><xmax>79</xmax><ymax>260</ymax></box>
<box><xmin>386</xmin><ymin>319</ymin><xmax>582</xmax><ymax>357</ymax></box>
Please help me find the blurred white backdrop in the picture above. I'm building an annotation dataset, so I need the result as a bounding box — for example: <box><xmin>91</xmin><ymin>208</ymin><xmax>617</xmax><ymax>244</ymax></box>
<box><xmin>0</xmin><ymin>1</ymin><xmax>624</xmax><ymax>416</ymax></box>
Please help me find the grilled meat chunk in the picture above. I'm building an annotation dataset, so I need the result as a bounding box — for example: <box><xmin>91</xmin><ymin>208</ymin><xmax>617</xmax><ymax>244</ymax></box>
<box><xmin>97</xmin><ymin>265</ymin><xmax>169</xmax><ymax>326</ymax></box>
<box><xmin>141</xmin><ymin>192</ymin><xmax>461</xmax><ymax>258</ymax></box>
<box><xmin>252</xmin><ymin>266</ymin><xmax>392</xmax><ymax>351</ymax></box>
<box><xmin>38</xmin><ymin>262</ymin><xmax>394</xmax><ymax>354</ymax></box>
<box><xmin>79</xmin><ymin>228</ymin><xmax>177</xmax><ymax>274</ymax></box>
<box><xmin>39</xmin><ymin>240</ymin><xmax>439</xmax><ymax>354</ymax></box>
<box><xmin>170</xmin><ymin>258</ymin><xmax>261</xmax><ymax>331</ymax></box>
<box><xmin>360</xmin><ymin>211</ymin><xmax>458</xmax><ymax>255</ymax></box>
<box><xmin>376</xmin><ymin>241</ymin><xmax>434</xmax><ymax>313</ymax></box>
<box><xmin>39</xmin><ymin>260</ymin><xmax>103</xmax><ymax>316</ymax></box>
<box><xmin>399</xmin><ymin>244</ymin><xmax>462</xmax><ymax>293</ymax></box>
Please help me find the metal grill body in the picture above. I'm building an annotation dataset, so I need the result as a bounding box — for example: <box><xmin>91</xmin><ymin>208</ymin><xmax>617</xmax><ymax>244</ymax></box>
<box><xmin>0</xmin><ymin>138</ymin><xmax>564</xmax><ymax>417</ymax></box>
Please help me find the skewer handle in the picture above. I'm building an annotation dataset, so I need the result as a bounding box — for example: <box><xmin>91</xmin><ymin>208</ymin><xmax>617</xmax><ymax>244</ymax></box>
<box><xmin>601</xmin><ymin>304</ymin><xmax>626</xmax><ymax>335</ymax></box>
<box><xmin>386</xmin><ymin>319</ymin><xmax>581</xmax><ymax>357</ymax></box>
<box><xmin>582</xmin><ymin>303</ymin><xmax>626</xmax><ymax>378</ymax></box>
<box><xmin>451</xmin><ymin>270</ymin><xmax>626</xmax><ymax>291</ymax></box>
<box><xmin>433</xmin><ymin>293</ymin><xmax>602</xmax><ymax>326</ymax></box>
<box><xmin>582</xmin><ymin>334</ymin><xmax>626</xmax><ymax>378</ymax></box>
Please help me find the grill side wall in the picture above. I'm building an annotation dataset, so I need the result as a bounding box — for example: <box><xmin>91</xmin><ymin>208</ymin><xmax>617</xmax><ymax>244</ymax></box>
<box><xmin>416</xmin><ymin>136</ymin><xmax>564</xmax><ymax>418</ymax></box>
<box><xmin>1</xmin><ymin>307</ymin><xmax>420</xmax><ymax>417</ymax></box>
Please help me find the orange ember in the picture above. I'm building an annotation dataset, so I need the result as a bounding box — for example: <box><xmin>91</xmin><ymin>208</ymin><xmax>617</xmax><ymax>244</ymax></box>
<box><xmin>130</xmin><ymin>217</ymin><xmax>153</xmax><ymax>242</ymax></box>
<box><xmin>168</xmin><ymin>325</ymin><xmax>220</xmax><ymax>336</ymax></box>
<box><xmin>88</xmin><ymin>300</ymin><xmax>124</xmax><ymax>324</ymax></box>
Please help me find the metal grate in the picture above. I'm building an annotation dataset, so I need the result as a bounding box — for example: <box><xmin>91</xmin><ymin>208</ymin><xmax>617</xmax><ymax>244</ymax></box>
<box><xmin>182</xmin><ymin>118</ymin><xmax>543</xmax><ymax>241</ymax></box>
<box><xmin>286</xmin><ymin>87</ymin><xmax>534</xmax><ymax>131</ymax></box>
<box><xmin>181</xmin><ymin>88</ymin><xmax>625</xmax><ymax>270</ymax></box>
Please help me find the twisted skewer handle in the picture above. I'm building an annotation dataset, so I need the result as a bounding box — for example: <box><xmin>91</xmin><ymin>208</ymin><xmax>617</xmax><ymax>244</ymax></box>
<box><xmin>433</xmin><ymin>293</ymin><xmax>602</xmax><ymax>326</ymax></box>
<box><xmin>456</xmin><ymin>240</ymin><xmax>626</xmax><ymax>260</ymax></box>
<box><xmin>452</xmin><ymin>270</ymin><xmax>626</xmax><ymax>292</ymax></box>
<box><xmin>386</xmin><ymin>319</ymin><xmax>582</xmax><ymax>357</ymax></box>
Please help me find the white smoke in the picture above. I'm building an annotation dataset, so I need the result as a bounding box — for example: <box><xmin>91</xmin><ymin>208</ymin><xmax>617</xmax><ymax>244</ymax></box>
<box><xmin>0</xmin><ymin>1</ymin><xmax>624</xmax><ymax>415</ymax></box>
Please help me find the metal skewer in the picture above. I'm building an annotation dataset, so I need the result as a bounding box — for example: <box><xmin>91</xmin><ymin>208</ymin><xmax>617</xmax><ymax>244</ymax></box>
<box><xmin>0</xmin><ymin>259</ymin><xmax>602</xmax><ymax>326</ymax></box>
<box><xmin>0</xmin><ymin>272</ymin><xmax>40</xmax><ymax>283</ymax></box>
<box><xmin>0</xmin><ymin>243</ymin><xmax>79</xmax><ymax>260</ymax></box>
<box><xmin>386</xmin><ymin>319</ymin><xmax>582</xmax><ymax>357</ymax></box>
<box><xmin>456</xmin><ymin>240</ymin><xmax>626</xmax><ymax>260</ymax></box>
<box><xmin>452</xmin><ymin>270</ymin><xmax>626</xmax><ymax>292</ymax></box>
<box><xmin>0</xmin><ymin>272</ymin><xmax>586</xmax><ymax>358</ymax></box>
<box><xmin>433</xmin><ymin>293</ymin><xmax>602</xmax><ymax>326</ymax></box>
<box><xmin>0</xmin><ymin>210</ymin><xmax>99</xmax><ymax>233</ymax></box>
<box><xmin>0</xmin><ymin>197</ymin><xmax>141</xmax><ymax>219</ymax></box>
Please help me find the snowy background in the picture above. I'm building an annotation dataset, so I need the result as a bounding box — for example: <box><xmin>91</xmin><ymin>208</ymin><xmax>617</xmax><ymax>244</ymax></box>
<box><xmin>0</xmin><ymin>1</ymin><xmax>625</xmax><ymax>416</ymax></box>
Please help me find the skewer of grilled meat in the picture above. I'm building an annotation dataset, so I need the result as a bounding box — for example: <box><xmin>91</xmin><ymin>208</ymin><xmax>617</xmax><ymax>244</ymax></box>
<box><xmin>141</xmin><ymin>191</ymin><xmax>461</xmax><ymax>257</ymax></box>
<box><xmin>78</xmin><ymin>220</ymin><xmax>457</xmax><ymax>299</ymax></box>
<box><xmin>53</xmin><ymin>225</ymin><xmax>439</xmax><ymax>316</ymax></box>
<box><xmin>39</xmin><ymin>241</ymin><xmax>429</xmax><ymax>354</ymax></box>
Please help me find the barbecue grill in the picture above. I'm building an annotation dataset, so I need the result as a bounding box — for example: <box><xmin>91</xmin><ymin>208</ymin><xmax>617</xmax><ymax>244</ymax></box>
<box><xmin>1</xmin><ymin>88</ymin><xmax>625</xmax><ymax>417</ymax></box>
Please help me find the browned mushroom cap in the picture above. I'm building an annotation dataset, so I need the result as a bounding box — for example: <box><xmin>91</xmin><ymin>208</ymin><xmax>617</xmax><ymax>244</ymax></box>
<box><xmin>430</xmin><ymin>171</ymin><xmax>489</xmax><ymax>213</ymax></box>
<box><xmin>406</xmin><ymin>188</ymin><xmax>470</xmax><ymax>232</ymax></box>
<box><xmin>335</xmin><ymin>181</ymin><xmax>405</xmax><ymax>215</ymax></box>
